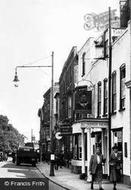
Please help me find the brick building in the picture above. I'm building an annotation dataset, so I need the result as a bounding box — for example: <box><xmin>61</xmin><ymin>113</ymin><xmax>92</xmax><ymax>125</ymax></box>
<box><xmin>38</xmin><ymin>82</ymin><xmax>59</xmax><ymax>161</ymax></box>
<box><xmin>59</xmin><ymin>46</ymin><xmax>78</xmax><ymax>157</ymax></box>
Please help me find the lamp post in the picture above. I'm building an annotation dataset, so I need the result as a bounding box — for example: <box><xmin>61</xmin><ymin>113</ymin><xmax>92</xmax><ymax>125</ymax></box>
<box><xmin>49</xmin><ymin>51</ymin><xmax>55</xmax><ymax>176</ymax></box>
<box><xmin>13</xmin><ymin>51</ymin><xmax>55</xmax><ymax>176</ymax></box>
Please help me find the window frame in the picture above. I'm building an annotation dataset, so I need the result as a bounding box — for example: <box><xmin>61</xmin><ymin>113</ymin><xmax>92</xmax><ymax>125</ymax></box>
<box><xmin>67</xmin><ymin>96</ymin><xmax>72</xmax><ymax>118</ymax></box>
<box><xmin>82</xmin><ymin>52</ymin><xmax>86</xmax><ymax>76</ymax></box>
<box><xmin>103</xmin><ymin>78</ymin><xmax>108</xmax><ymax>116</ymax></box>
<box><xmin>97</xmin><ymin>81</ymin><xmax>102</xmax><ymax>117</ymax></box>
<box><xmin>119</xmin><ymin>64</ymin><xmax>126</xmax><ymax>111</ymax></box>
<box><xmin>112</xmin><ymin>71</ymin><xmax>117</xmax><ymax>113</ymax></box>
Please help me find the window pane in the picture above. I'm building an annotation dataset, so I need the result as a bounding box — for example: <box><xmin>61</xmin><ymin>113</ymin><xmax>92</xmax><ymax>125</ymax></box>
<box><xmin>120</xmin><ymin>66</ymin><xmax>126</xmax><ymax>109</ymax></box>
<box><xmin>98</xmin><ymin>83</ymin><xmax>101</xmax><ymax>116</ymax></box>
<box><xmin>121</xmin><ymin>78</ymin><xmax>125</xmax><ymax>98</ymax></box>
<box><xmin>112</xmin><ymin>72</ymin><xmax>116</xmax><ymax>112</ymax></box>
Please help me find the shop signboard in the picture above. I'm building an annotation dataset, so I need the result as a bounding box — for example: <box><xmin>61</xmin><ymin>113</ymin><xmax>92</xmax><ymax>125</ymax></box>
<box><xmin>75</xmin><ymin>86</ymin><xmax>92</xmax><ymax>114</ymax></box>
<box><xmin>60</xmin><ymin>126</ymin><xmax>72</xmax><ymax>135</ymax></box>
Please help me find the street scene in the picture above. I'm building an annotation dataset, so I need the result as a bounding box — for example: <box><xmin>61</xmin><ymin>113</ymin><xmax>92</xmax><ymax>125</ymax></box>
<box><xmin>0</xmin><ymin>0</ymin><xmax>131</xmax><ymax>190</ymax></box>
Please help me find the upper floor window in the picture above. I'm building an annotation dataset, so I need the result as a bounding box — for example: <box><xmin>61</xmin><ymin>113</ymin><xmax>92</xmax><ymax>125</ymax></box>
<box><xmin>97</xmin><ymin>82</ymin><xmax>102</xmax><ymax>117</ymax></box>
<box><xmin>68</xmin><ymin>96</ymin><xmax>72</xmax><ymax>118</ymax></box>
<box><xmin>112</xmin><ymin>71</ymin><xmax>117</xmax><ymax>113</ymax></box>
<box><xmin>120</xmin><ymin>64</ymin><xmax>126</xmax><ymax>110</ymax></box>
<box><xmin>82</xmin><ymin>52</ymin><xmax>86</xmax><ymax>76</ymax></box>
<box><xmin>104</xmin><ymin>40</ymin><xmax>108</xmax><ymax>58</ymax></box>
<box><xmin>103</xmin><ymin>79</ymin><xmax>108</xmax><ymax>116</ymax></box>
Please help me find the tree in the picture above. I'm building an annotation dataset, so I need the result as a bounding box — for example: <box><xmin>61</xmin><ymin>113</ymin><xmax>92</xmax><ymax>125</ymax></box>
<box><xmin>0</xmin><ymin>115</ymin><xmax>24</xmax><ymax>152</ymax></box>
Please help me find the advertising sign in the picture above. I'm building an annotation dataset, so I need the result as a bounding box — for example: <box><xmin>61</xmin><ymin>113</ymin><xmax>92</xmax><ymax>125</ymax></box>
<box><xmin>55</xmin><ymin>132</ymin><xmax>62</xmax><ymax>140</ymax></box>
<box><xmin>84</xmin><ymin>9</ymin><xmax>119</xmax><ymax>31</ymax></box>
<box><xmin>60</xmin><ymin>126</ymin><xmax>72</xmax><ymax>135</ymax></box>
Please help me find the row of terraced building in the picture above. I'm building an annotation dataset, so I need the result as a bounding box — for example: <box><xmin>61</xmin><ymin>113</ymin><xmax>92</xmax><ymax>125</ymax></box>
<box><xmin>38</xmin><ymin>1</ymin><xmax>131</xmax><ymax>185</ymax></box>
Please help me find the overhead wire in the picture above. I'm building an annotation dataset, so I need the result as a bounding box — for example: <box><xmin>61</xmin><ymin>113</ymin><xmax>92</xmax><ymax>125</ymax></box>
<box><xmin>22</xmin><ymin>56</ymin><xmax>51</xmax><ymax>66</ymax></box>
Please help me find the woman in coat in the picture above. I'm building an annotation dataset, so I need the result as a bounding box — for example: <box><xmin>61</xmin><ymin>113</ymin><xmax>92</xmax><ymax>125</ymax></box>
<box><xmin>89</xmin><ymin>146</ymin><xmax>106</xmax><ymax>190</ymax></box>
<box><xmin>109</xmin><ymin>145</ymin><xmax>121</xmax><ymax>190</ymax></box>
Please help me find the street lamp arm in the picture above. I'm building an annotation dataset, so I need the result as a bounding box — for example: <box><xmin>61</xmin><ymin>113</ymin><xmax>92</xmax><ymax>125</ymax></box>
<box><xmin>15</xmin><ymin>65</ymin><xmax>52</xmax><ymax>70</ymax></box>
<box><xmin>13</xmin><ymin>65</ymin><xmax>52</xmax><ymax>84</ymax></box>
<box><xmin>13</xmin><ymin>52</ymin><xmax>55</xmax><ymax>176</ymax></box>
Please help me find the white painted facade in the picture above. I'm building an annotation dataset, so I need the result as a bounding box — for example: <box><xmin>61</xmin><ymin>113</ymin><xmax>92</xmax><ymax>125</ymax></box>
<box><xmin>71</xmin><ymin>21</ymin><xmax>131</xmax><ymax>184</ymax></box>
<box><xmin>72</xmin><ymin>35</ymin><xmax>109</xmax><ymax>178</ymax></box>
<box><xmin>111</xmin><ymin>22</ymin><xmax>131</xmax><ymax>183</ymax></box>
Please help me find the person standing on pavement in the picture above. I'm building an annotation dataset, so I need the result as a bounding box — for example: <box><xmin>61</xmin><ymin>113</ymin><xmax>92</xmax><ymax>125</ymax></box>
<box><xmin>89</xmin><ymin>146</ymin><xmax>106</xmax><ymax>190</ymax></box>
<box><xmin>109</xmin><ymin>145</ymin><xmax>121</xmax><ymax>190</ymax></box>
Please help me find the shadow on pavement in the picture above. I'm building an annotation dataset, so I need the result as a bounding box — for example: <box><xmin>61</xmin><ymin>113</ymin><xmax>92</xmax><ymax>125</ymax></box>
<box><xmin>1</xmin><ymin>161</ymin><xmax>38</xmax><ymax>178</ymax></box>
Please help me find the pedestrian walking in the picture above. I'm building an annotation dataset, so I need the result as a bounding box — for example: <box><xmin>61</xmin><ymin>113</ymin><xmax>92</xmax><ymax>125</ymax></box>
<box><xmin>55</xmin><ymin>153</ymin><xmax>59</xmax><ymax>170</ymax></box>
<box><xmin>89</xmin><ymin>146</ymin><xmax>106</xmax><ymax>190</ymax></box>
<box><xmin>109</xmin><ymin>145</ymin><xmax>121</xmax><ymax>190</ymax></box>
<box><xmin>59</xmin><ymin>151</ymin><xmax>64</xmax><ymax>168</ymax></box>
<box><xmin>12</xmin><ymin>151</ymin><xmax>16</xmax><ymax>163</ymax></box>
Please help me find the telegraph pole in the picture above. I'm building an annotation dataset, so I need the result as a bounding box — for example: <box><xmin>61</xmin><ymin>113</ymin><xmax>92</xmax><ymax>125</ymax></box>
<box><xmin>49</xmin><ymin>51</ymin><xmax>55</xmax><ymax>176</ymax></box>
<box><xmin>108</xmin><ymin>6</ymin><xmax>112</xmax><ymax>158</ymax></box>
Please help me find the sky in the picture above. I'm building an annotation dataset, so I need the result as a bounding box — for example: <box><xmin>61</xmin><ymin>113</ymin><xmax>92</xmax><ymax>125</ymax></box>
<box><xmin>0</xmin><ymin>0</ymin><xmax>120</xmax><ymax>141</ymax></box>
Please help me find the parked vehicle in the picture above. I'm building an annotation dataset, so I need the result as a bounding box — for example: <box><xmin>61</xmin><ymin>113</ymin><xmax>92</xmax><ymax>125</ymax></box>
<box><xmin>0</xmin><ymin>151</ymin><xmax>3</xmax><ymax>161</ymax></box>
<box><xmin>16</xmin><ymin>143</ymin><xmax>37</xmax><ymax>166</ymax></box>
<box><xmin>0</xmin><ymin>151</ymin><xmax>8</xmax><ymax>161</ymax></box>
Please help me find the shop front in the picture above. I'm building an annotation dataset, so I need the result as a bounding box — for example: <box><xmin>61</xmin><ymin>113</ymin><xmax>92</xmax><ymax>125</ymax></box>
<box><xmin>71</xmin><ymin>118</ymin><xmax>109</xmax><ymax>179</ymax></box>
<box><xmin>112</xmin><ymin>128</ymin><xmax>123</xmax><ymax>182</ymax></box>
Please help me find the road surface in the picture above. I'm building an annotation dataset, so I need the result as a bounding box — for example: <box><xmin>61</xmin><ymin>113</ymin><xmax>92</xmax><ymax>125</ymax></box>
<box><xmin>0</xmin><ymin>157</ymin><xmax>43</xmax><ymax>178</ymax></box>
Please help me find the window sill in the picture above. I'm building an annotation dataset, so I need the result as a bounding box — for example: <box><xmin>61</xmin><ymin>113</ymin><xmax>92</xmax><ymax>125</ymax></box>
<box><xmin>111</xmin><ymin>111</ymin><xmax>117</xmax><ymax>116</ymax></box>
<box><xmin>119</xmin><ymin>108</ymin><xmax>125</xmax><ymax>112</ymax></box>
<box><xmin>102</xmin><ymin>114</ymin><xmax>108</xmax><ymax>117</ymax></box>
<box><xmin>97</xmin><ymin>116</ymin><xmax>101</xmax><ymax>119</ymax></box>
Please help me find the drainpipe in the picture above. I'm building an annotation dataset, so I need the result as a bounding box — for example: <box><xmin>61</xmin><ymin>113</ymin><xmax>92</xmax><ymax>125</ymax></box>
<box><xmin>129</xmin><ymin>0</ymin><xmax>131</xmax><ymax>183</ymax></box>
<box><xmin>81</xmin><ymin>128</ymin><xmax>85</xmax><ymax>174</ymax></box>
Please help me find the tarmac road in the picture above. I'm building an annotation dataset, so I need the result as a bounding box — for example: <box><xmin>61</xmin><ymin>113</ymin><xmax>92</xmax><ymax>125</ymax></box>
<box><xmin>0</xmin><ymin>157</ymin><xmax>43</xmax><ymax>178</ymax></box>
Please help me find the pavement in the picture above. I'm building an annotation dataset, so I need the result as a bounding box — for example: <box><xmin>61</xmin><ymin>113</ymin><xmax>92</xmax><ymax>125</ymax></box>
<box><xmin>36</xmin><ymin>161</ymin><xmax>131</xmax><ymax>190</ymax></box>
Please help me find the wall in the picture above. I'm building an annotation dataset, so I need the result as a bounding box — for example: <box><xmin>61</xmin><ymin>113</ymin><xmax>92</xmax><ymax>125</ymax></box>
<box><xmin>112</xmin><ymin>24</ymin><xmax>130</xmax><ymax>178</ymax></box>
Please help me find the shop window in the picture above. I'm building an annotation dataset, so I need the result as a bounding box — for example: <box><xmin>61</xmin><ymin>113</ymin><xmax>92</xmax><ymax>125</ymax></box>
<box><xmin>112</xmin><ymin>71</ymin><xmax>117</xmax><ymax>113</ymax></box>
<box><xmin>95</xmin><ymin>132</ymin><xmax>102</xmax><ymax>149</ymax></box>
<box><xmin>120</xmin><ymin>64</ymin><xmax>126</xmax><ymax>110</ymax></box>
<box><xmin>113</xmin><ymin>130</ymin><xmax>123</xmax><ymax>152</ymax></box>
<box><xmin>79</xmin><ymin>147</ymin><xmax>82</xmax><ymax>160</ymax></box>
<box><xmin>124</xmin><ymin>142</ymin><xmax>127</xmax><ymax>158</ymax></box>
<box><xmin>73</xmin><ymin>134</ymin><xmax>78</xmax><ymax>160</ymax></box>
<box><xmin>104</xmin><ymin>40</ymin><xmax>108</xmax><ymax>58</ymax></box>
<box><xmin>82</xmin><ymin>52</ymin><xmax>86</xmax><ymax>76</ymax></box>
<box><xmin>97</xmin><ymin>82</ymin><xmax>102</xmax><ymax>117</ymax></box>
<box><xmin>103</xmin><ymin>79</ymin><xmax>108</xmax><ymax>116</ymax></box>
<box><xmin>78</xmin><ymin>135</ymin><xmax>82</xmax><ymax>160</ymax></box>
<box><xmin>85</xmin><ymin>133</ymin><xmax>87</xmax><ymax>160</ymax></box>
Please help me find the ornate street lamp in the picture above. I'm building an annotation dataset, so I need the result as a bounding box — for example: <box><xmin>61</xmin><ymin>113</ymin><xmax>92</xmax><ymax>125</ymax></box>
<box><xmin>13</xmin><ymin>69</ymin><xmax>19</xmax><ymax>87</ymax></box>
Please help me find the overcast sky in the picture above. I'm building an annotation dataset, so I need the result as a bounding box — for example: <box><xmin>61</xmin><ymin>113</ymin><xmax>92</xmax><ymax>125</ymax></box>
<box><xmin>0</xmin><ymin>0</ymin><xmax>119</xmax><ymax>141</ymax></box>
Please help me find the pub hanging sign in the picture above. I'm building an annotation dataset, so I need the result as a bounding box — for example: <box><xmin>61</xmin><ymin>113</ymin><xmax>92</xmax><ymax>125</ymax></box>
<box><xmin>75</xmin><ymin>86</ymin><xmax>92</xmax><ymax>114</ymax></box>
